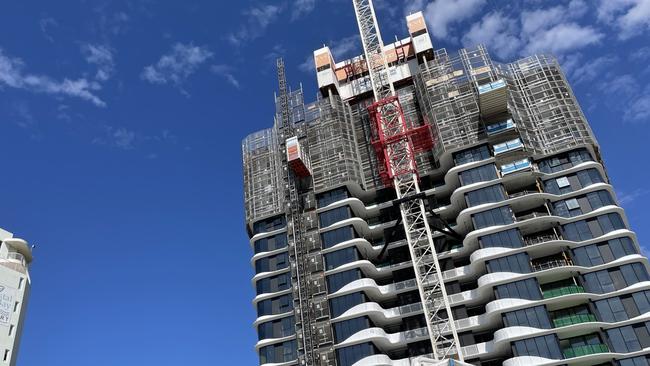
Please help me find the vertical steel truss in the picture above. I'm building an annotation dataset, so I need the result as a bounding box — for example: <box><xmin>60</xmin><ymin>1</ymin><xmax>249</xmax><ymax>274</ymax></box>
<box><xmin>352</xmin><ymin>0</ymin><xmax>463</xmax><ymax>361</ymax></box>
<box><xmin>277</xmin><ymin>58</ymin><xmax>314</xmax><ymax>365</ymax></box>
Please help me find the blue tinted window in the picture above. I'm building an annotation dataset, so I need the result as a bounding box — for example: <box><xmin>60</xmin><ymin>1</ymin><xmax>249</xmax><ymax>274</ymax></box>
<box><xmin>503</xmin><ymin>305</ymin><xmax>552</xmax><ymax>329</ymax></box>
<box><xmin>576</xmin><ymin>168</ymin><xmax>604</xmax><ymax>187</ymax></box>
<box><xmin>321</xmin><ymin>226</ymin><xmax>355</xmax><ymax>249</ymax></box>
<box><xmin>319</xmin><ymin>206</ymin><xmax>351</xmax><ymax>227</ymax></box>
<box><xmin>259</xmin><ymin>340</ymin><xmax>297</xmax><ymax>364</ymax></box>
<box><xmin>256</xmin><ymin>272</ymin><xmax>291</xmax><ymax>295</ymax></box>
<box><xmin>595</xmin><ymin>296</ymin><xmax>628</xmax><ymax>322</ymax></box>
<box><xmin>472</xmin><ymin>205</ymin><xmax>514</xmax><ymax>229</ymax></box>
<box><xmin>258</xmin><ymin>315</ymin><xmax>295</xmax><ymax>340</ymax></box>
<box><xmin>330</xmin><ymin>292</ymin><xmax>366</xmax><ymax>318</ymax></box>
<box><xmin>479</xmin><ymin>228</ymin><xmax>523</xmax><ymax>249</ymax></box>
<box><xmin>317</xmin><ymin>188</ymin><xmax>349</xmax><ymax>207</ymax></box>
<box><xmin>324</xmin><ymin>247</ymin><xmax>359</xmax><ymax>270</ymax></box>
<box><xmin>336</xmin><ymin>342</ymin><xmax>377</xmax><ymax>366</ymax></box>
<box><xmin>253</xmin><ymin>215</ymin><xmax>286</xmax><ymax>235</ymax></box>
<box><xmin>512</xmin><ymin>334</ymin><xmax>561</xmax><ymax>359</ymax></box>
<box><xmin>465</xmin><ymin>184</ymin><xmax>506</xmax><ymax>207</ymax></box>
<box><xmin>486</xmin><ymin>253</ymin><xmax>531</xmax><ymax>274</ymax></box>
<box><xmin>333</xmin><ymin>316</ymin><xmax>371</xmax><ymax>342</ymax></box>
<box><xmin>459</xmin><ymin>164</ymin><xmax>498</xmax><ymax>186</ymax></box>
<box><xmin>257</xmin><ymin>294</ymin><xmax>293</xmax><ymax>317</ymax></box>
<box><xmin>607</xmin><ymin>325</ymin><xmax>642</xmax><ymax>353</ymax></box>
<box><xmin>327</xmin><ymin>269</ymin><xmax>362</xmax><ymax>293</ymax></box>
<box><xmin>254</xmin><ymin>233</ymin><xmax>288</xmax><ymax>254</ymax></box>
<box><xmin>495</xmin><ymin>278</ymin><xmax>541</xmax><ymax>300</ymax></box>
<box><xmin>453</xmin><ymin>145</ymin><xmax>491</xmax><ymax>165</ymax></box>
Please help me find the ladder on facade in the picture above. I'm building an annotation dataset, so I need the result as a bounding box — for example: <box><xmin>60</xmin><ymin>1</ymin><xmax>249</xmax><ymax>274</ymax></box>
<box><xmin>276</xmin><ymin>58</ymin><xmax>333</xmax><ymax>366</ymax></box>
<box><xmin>351</xmin><ymin>0</ymin><xmax>464</xmax><ymax>361</ymax></box>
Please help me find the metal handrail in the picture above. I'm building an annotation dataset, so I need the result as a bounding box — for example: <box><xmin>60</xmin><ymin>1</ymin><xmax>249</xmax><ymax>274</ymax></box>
<box><xmin>524</xmin><ymin>233</ymin><xmax>560</xmax><ymax>246</ymax></box>
<box><xmin>532</xmin><ymin>258</ymin><xmax>571</xmax><ymax>272</ymax></box>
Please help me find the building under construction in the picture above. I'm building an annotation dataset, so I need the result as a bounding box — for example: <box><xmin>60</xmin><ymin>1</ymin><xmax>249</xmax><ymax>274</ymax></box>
<box><xmin>243</xmin><ymin>2</ymin><xmax>650</xmax><ymax>366</ymax></box>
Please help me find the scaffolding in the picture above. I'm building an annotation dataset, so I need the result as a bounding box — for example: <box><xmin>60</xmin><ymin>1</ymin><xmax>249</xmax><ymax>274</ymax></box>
<box><xmin>242</xmin><ymin>6</ymin><xmax>601</xmax><ymax>364</ymax></box>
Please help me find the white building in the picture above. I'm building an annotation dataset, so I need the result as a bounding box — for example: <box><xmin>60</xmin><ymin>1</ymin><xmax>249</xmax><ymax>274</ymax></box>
<box><xmin>0</xmin><ymin>228</ymin><xmax>31</xmax><ymax>366</ymax></box>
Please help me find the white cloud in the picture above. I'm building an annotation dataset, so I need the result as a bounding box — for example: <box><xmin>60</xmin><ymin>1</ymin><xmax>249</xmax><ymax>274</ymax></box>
<box><xmin>227</xmin><ymin>5</ymin><xmax>283</xmax><ymax>46</ymax></box>
<box><xmin>414</xmin><ymin>0</ymin><xmax>486</xmax><ymax>41</ymax></box>
<box><xmin>211</xmin><ymin>64</ymin><xmax>240</xmax><ymax>89</ymax></box>
<box><xmin>299</xmin><ymin>35</ymin><xmax>360</xmax><ymax>73</ymax></box>
<box><xmin>618</xmin><ymin>188</ymin><xmax>650</xmax><ymax>205</ymax></box>
<box><xmin>39</xmin><ymin>16</ymin><xmax>58</xmax><ymax>43</ymax></box>
<box><xmin>0</xmin><ymin>48</ymin><xmax>105</xmax><ymax>106</ymax></box>
<box><xmin>599</xmin><ymin>74</ymin><xmax>638</xmax><ymax>96</ymax></box>
<box><xmin>570</xmin><ymin>54</ymin><xmax>619</xmax><ymax>84</ymax></box>
<box><xmin>630</xmin><ymin>46</ymin><xmax>650</xmax><ymax>61</ymax></box>
<box><xmin>523</xmin><ymin>23</ymin><xmax>603</xmax><ymax>55</ymax></box>
<box><xmin>624</xmin><ymin>94</ymin><xmax>650</xmax><ymax>122</ymax></box>
<box><xmin>292</xmin><ymin>0</ymin><xmax>316</xmax><ymax>20</ymax></box>
<box><xmin>598</xmin><ymin>0</ymin><xmax>650</xmax><ymax>39</ymax></box>
<box><xmin>462</xmin><ymin>12</ymin><xmax>521</xmax><ymax>59</ymax></box>
<box><xmin>141</xmin><ymin>43</ymin><xmax>213</xmax><ymax>86</ymax></box>
<box><xmin>462</xmin><ymin>1</ymin><xmax>602</xmax><ymax>60</ymax></box>
<box><xmin>82</xmin><ymin>44</ymin><xmax>114</xmax><ymax>81</ymax></box>
<box><xmin>112</xmin><ymin>128</ymin><xmax>136</xmax><ymax>150</ymax></box>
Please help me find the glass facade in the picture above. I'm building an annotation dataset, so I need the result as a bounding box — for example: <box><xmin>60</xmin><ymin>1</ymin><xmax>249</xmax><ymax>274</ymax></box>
<box><xmin>459</xmin><ymin>163</ymin><xmax>498</xmax><ymax>186</ymax></box>
<box><xmin>453</xmin><ymin>144</ymin><xmax>491</xmax><ymax>165</ymax></box>
<box><xmin>243</xmin><ymin>17</ymin><xmax>650</xmax><ymax>364</ymax></box>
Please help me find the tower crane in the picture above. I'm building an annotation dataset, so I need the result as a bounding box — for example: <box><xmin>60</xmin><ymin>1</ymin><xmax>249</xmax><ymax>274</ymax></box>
<box><xmin>351</xmin><ymin>0</ymin><xmax>464</xmax><ymax>361</ymax></box>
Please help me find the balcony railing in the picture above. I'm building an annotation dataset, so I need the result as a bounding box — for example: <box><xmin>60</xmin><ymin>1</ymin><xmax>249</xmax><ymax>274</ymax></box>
<box><xmin>477</xmin><ymin>79</ymin><xmax>506</xmax><ymax>94</ymax></box>
<box><xmin>398</xmin><ymin>302</ymin><xmax>423</xmax><ymax>315</ymax></box>
<box><xmin>486</xmin><ymin>119</ymin><xmax>516</xmax><ymax>135</ymax></box>
<box><xmin>553</xmin><ymin>314</ymin><xmax>597</xmax><ymax>328</ymax></box>
<box><xmin>543</xmin><ymin>285</ymin><xmax>585</xmax><ymax>299</ymax></box>
<box><xmin>501</xmin><ymin>158</ymin><xmax>533</xmax><ymax>175</ymax></box>
<box><xmin>493</xmin><ymin>139</ymin><xmax>524</xmax><ymax>155</ymax></box>
<box><xmin>532</xmin><ymin>258</ymin><xmax>572</xmax><ymax>272</ymax></box>
<box><xmin>524</xmin><ymin>233</ymin><xmax>560</xmax><ymax>246</ymax></box>
<box><xmin>515</xmin><ymin>211</ymin><xmax>549</xmax><ymax>221</ymax></box>
<box><xmin>562</xmin><ymin>344</ymin><xmax>609</xmax><ymax>358</ymax></box>
<box><xmin>508</xmin><ymin>189</ymin><xmax>539</xmax><ymax>199</ymax></box>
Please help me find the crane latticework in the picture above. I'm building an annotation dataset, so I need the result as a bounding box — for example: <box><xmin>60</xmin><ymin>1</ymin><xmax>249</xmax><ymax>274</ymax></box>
<box><xmin>352</xmin><ymin>0</ymin><xmax>463</xmax><ymax>361</ymax></box>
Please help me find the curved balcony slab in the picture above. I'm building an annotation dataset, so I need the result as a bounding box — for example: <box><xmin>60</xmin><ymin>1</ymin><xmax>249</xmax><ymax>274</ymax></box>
<box><xmin>332</xmin><ymin>301</ymin><xmax>424</xmax><ymax>326</ymax></box>
<box><xmin>504</xmin><ymin>348</ymin><xmax>650</xmax><ymax>366</ymax></box>
<box><xmin>250</xmin><ymin>227</ymin><xmax>287</xmax><ymax>246</ymax></box>
<box><xmin>255</xmin><ymin>334</ymin><xmax>296</xmax><ymax>351</ymax></box>
<box><xmin>325</xmin><ymin>259</ymin><xmax>412</xmax><ymax>279</ymax></box>
<box><xmin>253</xmin><ymin>288</ymin><xmax>293</xmax><ymax>305</ymax></box>
<box><xmin>329</xmin><ymin>278</ymin><xmax>419</xmax><ymax>301</ymax></box>
<box><xmin>448</xmin><ymin>254</ymin><xmax>649</xmax><ymax>307</ymax></box>
<box><xmin>317</xmin><ymin>197</ymin><xmax>387</xmax><ymax>219</ymax></box>
<box><xmin>336</xmin><ymin>326</ymin><xmax>429</xmax><ymax>351</ymax></box>
<box><xmin>253</xmin><ymin>310</ymin><xmax>295</xmax><ymax>327</ymax></box>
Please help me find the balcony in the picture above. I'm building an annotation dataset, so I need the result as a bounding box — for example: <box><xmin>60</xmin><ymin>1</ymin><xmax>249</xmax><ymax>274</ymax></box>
<box><xmin>562</xmin><ymin>344</ymin><xmax>609</xmax><ymax>358</ymax></box>
<box><xmin>523</xmin><ymin>232</ymin><xmax>561</xmax><ymax>247</ymax></box>
<box><xmin>478</xmin><ymin>79</ymin><xmax>507</xmax><ymax>117</ymax></box>
<box><xmin>532</xmin><ymin>257</ymin><xmax>572</xmax><ymax>272</ymax></box>
<box><xmin>542</xmin><ymin>285</ymin><xmax>585</xmax><ymax>299</ymax></box>
<box><xmin>500</xmin><ymin>158</ymin><xmax>533</xmax><ymax>175</ymax></box>
<box><xmin>515</xmin><ymin>210</ymin><xmax>549</xmax><ymax>222</ymax></box>
<box><xmin>493</xmin><ymin>138</ymin><xmax>524</xmax><ymax>156</ymax></box>
<box><xmin>508</xmin><ymin>188</ymin><xmax>540</xmax><ymax>199</ymax></box>
<box><xmin>486</xmin><ymin>119</ymin><xmax>516</xmax><ymax>136</ymax></box>
<box><xmin>552</xmin><ymin>314</ymin><xmax>597</xmax><ymax>328</ymax></box>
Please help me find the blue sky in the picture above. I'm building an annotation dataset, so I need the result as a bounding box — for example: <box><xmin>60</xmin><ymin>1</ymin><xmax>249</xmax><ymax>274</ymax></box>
<box><xmin>0</xmin><ymin>1</ymin><xmax>649</xmax><ymax>365</ymax></box>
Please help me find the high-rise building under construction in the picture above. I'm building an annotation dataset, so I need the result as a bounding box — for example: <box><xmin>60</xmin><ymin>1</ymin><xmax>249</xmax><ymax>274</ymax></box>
<box><xmin>243</xmin><ymin>2</ymin><xmax>650</xmax><ymax>366</ymax></box>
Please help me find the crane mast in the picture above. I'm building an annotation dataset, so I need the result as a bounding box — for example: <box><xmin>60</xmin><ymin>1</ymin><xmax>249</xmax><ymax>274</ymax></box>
<box><xmin>351</xmin><ymin>0</ymin><xmax>464</xmax><ymax>361</ymax></box>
